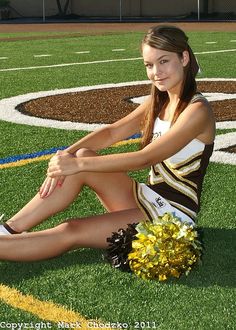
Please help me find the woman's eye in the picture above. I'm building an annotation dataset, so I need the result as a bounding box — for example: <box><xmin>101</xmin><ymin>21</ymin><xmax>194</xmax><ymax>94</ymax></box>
<box><xmin>145</xmin><ymin>64</ymin><xmax>153</xmax><ymax>69</ymax></box>
<box><xmin>160</xmin><ymin>60</ymin><xmax>168</xmax><ymax>64</ymax></box>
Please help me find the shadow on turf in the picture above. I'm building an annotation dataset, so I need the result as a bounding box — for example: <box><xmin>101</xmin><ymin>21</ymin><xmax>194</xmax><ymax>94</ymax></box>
<box><xmin>0</xmin><ymin>227</ymin><xmax>235</xmax><ymax>288</ymax></box>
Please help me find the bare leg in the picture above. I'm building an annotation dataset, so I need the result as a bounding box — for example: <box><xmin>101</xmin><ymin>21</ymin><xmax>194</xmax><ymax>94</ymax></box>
<box><xmin>6</xmin><ymin>149</ymin><xmax>138</xmax><ymax>233</ymax></box>
<box><xmin>0</xmin><ymin>208</ymin><xmax>144</xmax><ymax>261</ymax></box>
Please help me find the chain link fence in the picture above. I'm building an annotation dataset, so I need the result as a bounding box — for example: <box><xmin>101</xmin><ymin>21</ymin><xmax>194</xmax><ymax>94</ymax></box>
<box><xmin>0</xmin><ymin>0</ymin><xmax>235</xmax><ymax>22</ymax></box>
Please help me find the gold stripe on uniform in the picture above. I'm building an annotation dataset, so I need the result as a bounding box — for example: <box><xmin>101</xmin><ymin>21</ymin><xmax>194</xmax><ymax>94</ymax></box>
<box><xmin>176</xmin><ymin>159</ymin><xmax>201</xmax><ymax>176</ymax></box>
<box><xmin>155</xmin><ymin>163</ymin><xmax>198</xmax><ymax>204</ymax></box>
<box><xmin>133</xmin><ymin>181</ymin><xmax>151</xmax><ymax>220</ymax></box>
<box><xmin>138</xmin><ymin>185</ymin><xmax>160</xmax><ymax>219</ymax></box>
<box><xmin>163</xmin><ymin>161</ymin><xmax>197</xmax><ymax>189</ymax></box>
<box><xmin>149</xmin><ymin>172</ymin><xmax>164</xmax><ymax>185</ymax></box>
<box><xmin>169</xmin><ymin>200</ymin><xmax>197</xmax><ymax>220</ymax></box>
<box><xmin>165</xmin><ymin>150</ymin><xmax>203</xmax><ymax>170</ymax></box>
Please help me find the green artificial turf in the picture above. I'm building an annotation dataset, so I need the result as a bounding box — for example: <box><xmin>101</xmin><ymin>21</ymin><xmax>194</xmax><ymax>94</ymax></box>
<box><xmin>0</xmin><ymin>30</ymin><xmax>235</xmax><ymax>329</ymax></box>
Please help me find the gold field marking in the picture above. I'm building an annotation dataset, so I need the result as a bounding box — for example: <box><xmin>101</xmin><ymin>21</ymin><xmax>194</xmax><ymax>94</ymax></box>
<box><xmin>0</xmin><ymin>284</ymin><xmax>112</xmax><ymax>330</ymax></box>
<box><xmin>0</xmin><ymin>155</ymin><xmax>51</xmax><ymax>169</ymax></box>
<box><xmin>0</xmin><ymin>138</ymin><xmax>141</xmax><ymax>170</ymax></box>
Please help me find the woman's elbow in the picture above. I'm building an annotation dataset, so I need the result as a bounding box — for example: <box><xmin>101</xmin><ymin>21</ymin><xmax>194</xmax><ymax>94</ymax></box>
<box><xmin>138</xmin><ymin>149</ymin><xmax>161</xmax><ymax>169</ymax></box>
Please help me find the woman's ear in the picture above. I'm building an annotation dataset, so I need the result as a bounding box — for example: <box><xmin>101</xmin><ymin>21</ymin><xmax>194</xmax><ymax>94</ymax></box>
<box><xmin>182</xmin><ymin>50</ymin><xmax>190</xmax><ymax>67</ymax></box>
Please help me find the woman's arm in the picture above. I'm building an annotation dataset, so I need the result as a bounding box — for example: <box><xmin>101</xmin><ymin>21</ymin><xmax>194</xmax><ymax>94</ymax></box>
<box><xmin>39</xmin><ymin>97</ymin><xmax>150</xmax><ymax>198</ymax></box>
<box><xmin>65</xmin><ymin>96</ymin><xmax>151</xmax><ymax>154</ymax></box>
<box><xmin>47</xmin><ymin>101</ymin><xmax>215</xmax><ymax>177</ymax></box>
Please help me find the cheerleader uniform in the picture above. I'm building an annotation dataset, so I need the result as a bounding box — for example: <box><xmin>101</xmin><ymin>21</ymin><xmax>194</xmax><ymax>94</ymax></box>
<box><xmin>133</xmin><ymin>94</ymin><xmax>214</xmax><ymax>224</ymax></box>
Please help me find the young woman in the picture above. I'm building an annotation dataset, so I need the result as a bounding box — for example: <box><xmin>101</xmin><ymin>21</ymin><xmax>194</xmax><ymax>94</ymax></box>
<box><xmin>0</xmin><ymin>25</ymin><xmax>215</xmax><ymax>261</ymax></box>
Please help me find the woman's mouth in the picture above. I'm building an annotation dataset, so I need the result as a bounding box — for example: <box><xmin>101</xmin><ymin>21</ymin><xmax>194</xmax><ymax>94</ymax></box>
<box><xmin>154</xmin><ymin>78</ymin><xmax>167</xmax><ymax>84</ymax></box>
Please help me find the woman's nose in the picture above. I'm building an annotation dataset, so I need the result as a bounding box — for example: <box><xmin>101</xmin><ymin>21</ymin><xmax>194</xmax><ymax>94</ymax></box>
<box><xmin>153</xmin><ymin>64</ymin><xmax>161</xmax><ymax>76</ymax></box>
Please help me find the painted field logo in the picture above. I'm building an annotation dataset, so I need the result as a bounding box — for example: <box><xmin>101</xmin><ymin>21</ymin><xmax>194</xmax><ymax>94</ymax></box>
<box><xmin>0</xmin><ymin>79</ymin><xmax>235</xmax><ymax>165</ymax></box>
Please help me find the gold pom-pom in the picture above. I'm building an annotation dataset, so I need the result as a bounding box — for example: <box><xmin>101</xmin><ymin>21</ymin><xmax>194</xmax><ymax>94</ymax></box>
<box><xmin>128</xmin><ymin>213</ymin><xmax>202</xmax><ymax>281</ymax></box>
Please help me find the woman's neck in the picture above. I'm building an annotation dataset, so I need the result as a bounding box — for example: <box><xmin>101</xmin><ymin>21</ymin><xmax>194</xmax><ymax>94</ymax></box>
<box><xmin>159</xmin><ymin>93</ymin><xmax>180</xmax><ymax>121</ymax></box>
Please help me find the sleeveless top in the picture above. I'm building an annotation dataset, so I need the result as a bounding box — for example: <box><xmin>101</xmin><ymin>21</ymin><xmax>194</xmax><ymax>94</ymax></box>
<box><xmin>147</xmin><ymin>93</ymin><xmax>214</xmax><ymax>221</ymax></box>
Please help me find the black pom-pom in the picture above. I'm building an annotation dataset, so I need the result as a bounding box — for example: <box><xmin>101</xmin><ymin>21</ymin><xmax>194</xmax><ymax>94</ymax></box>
<box><xmin>104</xmin><ymin>223</ymin><xmax>138</xmax><ymax>272</ymax></box>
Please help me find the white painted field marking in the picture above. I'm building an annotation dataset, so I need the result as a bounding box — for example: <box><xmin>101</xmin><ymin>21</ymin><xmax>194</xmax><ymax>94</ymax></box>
<box><xmin>0</xmin><ymin>80</ymin><xmax>149</xmax><ymax>131</ymax></box>
<box><xmin>112</xmin><ymin>49</ymin><xmax>126</xmax><ymax>52</ymax></box>
<box><xmin>131</xmin><ymin>92</ymin><xmax>236</xmax><ymax>104</ymax></box>
<box><xmin>217</xmin><ymin>121</ymin><xmax>236</xmax><ymax>129</ymax></box>
<box><xmin>211</xmin><ymin>132</ymin><xmax>236</xmax><ymax>165</ymax></box>
<box><xmin>0</xmin><ymin>57</ymin><xmax>142</xmax><ymax>72</ymax></box>
<box><xmin>195</xmin><ymin>49</ymin><xmax>236</xmax><ymax>55</ymax></box>
<box><xmin>75</xmin><ymin>51</ymin><xmax>90</xmax><ymax>54</ymax></box>
<box><xmin>0</xmin><ymin>79</ymin><xmax>235</xmax><ymax>165</ymax></box>
<box><xmin>230</xmin><ymin>40</ymin><xmax>236</xmax><ymax>42</ymax></box>
<box><xmin>33</xmin><ymin>54</ymin><xmax>52</xmax><ymax>58</ymax></box>
<box><xmin>205</xmin><ymin>42</ymin><xmax>217</xmax><ymax>44</ymax></box>
<box><xmin>195</xmin><ymin>78</ymin><xmax>236</xmax><ymax>81</ymax></box>
<box><xmin>0</xmin><ymin>57</ymin><xmax>8</xmax><ymax>60</ymax></box>
<box><xmin>0</xmin><ymin>78</ymin><xmax>235</xmax><ymax>131</ymax></box>
<box><xmin>1</xmin><ymin>48</ymin><xmax>235</xmax><ymax>73</ymax></box>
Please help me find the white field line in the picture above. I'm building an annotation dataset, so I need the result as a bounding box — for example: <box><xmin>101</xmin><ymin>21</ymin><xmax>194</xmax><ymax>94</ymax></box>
<box><xmin>195</xmin><ymin>48</ymin><xmax>236</xmax><ymax>55</ymax></box>
<box><xmin>75</xmin><ymin>51</ymin><xmax>90</xmax><ymax>54</ymax></box>
<box><xmin>132</xmin><ymin>92</ymin><xmax>236</xmax><ymax>104</ymax></box>
<box><xmin>33</xmin><ymin>54</ymin><xmax>52</xmax><ymax>58</ymax></box>
<box><xmin>230</xmin><ymin>40</ymin><xmax>236</xmax><ymax>42</ymax></box>
<box><xmin>112</xmin><ymin>49</ymin><xmax>126</xmax><ymax>52</ymax></box>
<box><xmin>0</xmin><ymin>48</ymin><xmax>235</xmax><ymax>73</ymax></box>
<box><xmin>0</xmin><ymin>57</ymin><xmax>142</xmax><ymax>72</ymax></box>
<box><xmin>211</xmin><ymin>132</ymin><xmax>236</xmax><ymax>165</ymax></box>
<box><xmin>205</xmin><ymin>41</ymin><xmax>217</xmax><ymax>44</ymax></box>
<box><xmin>0</xmin><ymin>57</ymin><xmax>8</xmax><ymax>60</ymax></box>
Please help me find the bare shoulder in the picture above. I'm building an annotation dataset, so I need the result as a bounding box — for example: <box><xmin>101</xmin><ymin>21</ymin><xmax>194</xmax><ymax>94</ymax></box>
<box><xmin>183</xmin><ymin>96</ymin><xmax>213</xmax><ymax>118</ymax></box>
<box><xmin>178</xmin><ymin>98</ymin><xmax>215</xmax><ymax>144</ymax></box>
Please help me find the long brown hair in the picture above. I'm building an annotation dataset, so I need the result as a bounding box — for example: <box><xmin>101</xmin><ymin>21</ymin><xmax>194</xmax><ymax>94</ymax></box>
<box><xmin>141</xmin><ymin>25</ymin><xmax>199</xmax><ymax>148</ymax></box>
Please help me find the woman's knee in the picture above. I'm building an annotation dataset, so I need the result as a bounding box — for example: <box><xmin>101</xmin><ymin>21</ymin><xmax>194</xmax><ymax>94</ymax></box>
<box><xmin>75</xmin><ymin>148</ymin><xmax>97</xmax><ymax>158</ymax></box>
<box><xmin>57</xmin><ymin>220</ymin><xmax>82</xmax><ymax>248</ymax></box>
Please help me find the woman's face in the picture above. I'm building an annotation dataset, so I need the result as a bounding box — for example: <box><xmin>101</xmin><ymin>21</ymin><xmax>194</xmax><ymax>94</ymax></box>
<box><xmin>142</xmin><ymin>44</ymin><xmax>189</xmax><ymax>94</ymax></box>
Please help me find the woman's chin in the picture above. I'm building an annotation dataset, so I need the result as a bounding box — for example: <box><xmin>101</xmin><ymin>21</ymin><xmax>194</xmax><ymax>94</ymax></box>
<box><xmin>155</xmin><ymin>83</ymin><xmax>168</xmax><ymax>92</ymax></box>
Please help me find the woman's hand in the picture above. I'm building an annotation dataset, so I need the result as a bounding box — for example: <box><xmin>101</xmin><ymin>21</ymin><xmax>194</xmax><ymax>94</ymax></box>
<box><xmin>39</xmin><ymin>150</ymin><xmax>72</xmax><ymax>198</ymax></box>
<box><xmin>39</xmin><ymin>175</ymin><xmax>65</xmax><ymax>198</ymax></box>
<box><xmin>47</xmin><ymin>150</ymin><xmax>79</xmax><ymax>178</ymax></box>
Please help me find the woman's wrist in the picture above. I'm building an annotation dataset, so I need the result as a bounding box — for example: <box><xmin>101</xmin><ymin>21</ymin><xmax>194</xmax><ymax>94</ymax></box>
<box><xmin>75</xmin><ymin>156</ymin><xmax>84</xmax><ymax>172</ymax></box>
<box><xmin>64</xmin><ymin>147</ymin><xmax>77</xmax><ymax>156</ymax></box>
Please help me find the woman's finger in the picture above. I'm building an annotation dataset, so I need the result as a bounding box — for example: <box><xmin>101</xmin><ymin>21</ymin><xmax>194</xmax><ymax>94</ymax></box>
<box><xmin>39</xmin><ymin>177</ymin><xmax>48</xmax><ymax>195</ymax></box>
<box><xmin>47</xmin><ymin>165</ymin><xmax>62</xmax><ymax>178</ymax></box>
<box><xmin>39</xmin><ymin>177</ymin><xmax>52</xmax><ymax>198</ymax></box>
<box><xmin>46</xmin><ymin>177</ymin><xmax>59</xmax><ymax>197</ymax></box>
<box><xmin>57</xmin><ymin>176</ymin><xmax>66</xmax><ymax>187</ymax></box>
<box><xmin>40</xmin><ymin>176</ymin><xmax>64</xmax><ymax>198</ymax></box>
